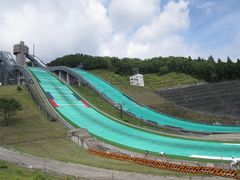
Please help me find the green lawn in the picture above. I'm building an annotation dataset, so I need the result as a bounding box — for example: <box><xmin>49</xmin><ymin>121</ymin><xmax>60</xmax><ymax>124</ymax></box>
<box><xmin>0</xmin><ymin>160</ymin><xmax>75</xmax><ymax>180</ymax></box>
<box><xmin>0</xmin><ymin>85</ymin><xmax>187</xmax><ymax>177</ymax></box>
<box><xmin>90</xmin><ymin>69</ymin><xmax>129</xmax><ymax>86</ymax></box>
<box><xmin>144</xmin><ymin>72</ymin><xmax>200</xmax><ymax>90</ymax></box>
<box><xmin>89</xmin><ymin>69</ymin><xmax>235</xmax><ymax>125</ymax></box>
<box><xmin>0</xmin><ymin>86</ymin><xmax>66</xmax><ymax>145</ymax></box>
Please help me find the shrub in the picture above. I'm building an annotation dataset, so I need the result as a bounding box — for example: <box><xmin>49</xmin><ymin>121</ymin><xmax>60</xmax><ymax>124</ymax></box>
<box><xmin>0</xmin><ymin>160</ymin><xmax>8</xmax><ymax>169</ymax></box>
<box><xmin>17</xmin><ymin>86</ymin><xmax>22</xmax><ymax>91</ymax></box>
<box><xmin>34</xmin><ymin>174</ymin><xmax>46</xmax><ymax>180</ymax></box>
<box><xmin>0</xmin><ymin>97</ymin><xmax>22</xmax><ymax>126</ymax></box>
<box><xmin>158</xmin><ymin>66</ymin><xmax>169</xmax><ymax>75</ymax></box>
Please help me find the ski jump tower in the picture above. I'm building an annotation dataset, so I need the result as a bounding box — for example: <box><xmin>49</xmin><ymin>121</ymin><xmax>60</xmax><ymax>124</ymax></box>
<box><xmin>13</xmin><ymin>41</ymin><xmax>29</xmax><ymax>84</ymax></box>
<box><xmin>13</xmin><ymin>41</ymin><xmax>29</xmax><ymax>66</ymax></box>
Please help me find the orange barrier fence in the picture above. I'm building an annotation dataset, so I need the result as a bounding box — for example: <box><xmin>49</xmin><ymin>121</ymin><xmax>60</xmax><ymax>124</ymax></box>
<box><xmin>89</xmin><ymin>149</ymin><xmax>239</xmax><ymax>179</ymax></box>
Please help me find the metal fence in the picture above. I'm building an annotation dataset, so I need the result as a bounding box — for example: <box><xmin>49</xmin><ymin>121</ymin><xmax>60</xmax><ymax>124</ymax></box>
<box><xmin>24</xmin><ymin>83</ymin><xmax>57</xmax><ymax>121</ymax></box>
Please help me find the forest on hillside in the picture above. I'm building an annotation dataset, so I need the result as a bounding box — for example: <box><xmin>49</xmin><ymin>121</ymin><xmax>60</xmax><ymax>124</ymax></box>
<box><xmin>48</xmin><ymin>54</ymin><xmax>240</xmax><ymax>82</ymax></box>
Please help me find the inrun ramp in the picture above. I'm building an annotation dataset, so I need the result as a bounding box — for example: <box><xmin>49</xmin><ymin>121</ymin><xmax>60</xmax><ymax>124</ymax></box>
<box><xmin>29</xmin><ymin>67</ymin><xmax>240</xmax><ymax>160</ymax></box>
<box><xmin>71</xmin><ymin>68</ymin><xmax>240</xmax><ymax>133</ymax></box>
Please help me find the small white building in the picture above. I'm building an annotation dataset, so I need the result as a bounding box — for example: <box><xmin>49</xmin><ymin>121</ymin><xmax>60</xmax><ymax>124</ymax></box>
<box><xmin>129</xmin><ymin>74</ymin><xmax>144</xmax><ymax>87</ymax></box>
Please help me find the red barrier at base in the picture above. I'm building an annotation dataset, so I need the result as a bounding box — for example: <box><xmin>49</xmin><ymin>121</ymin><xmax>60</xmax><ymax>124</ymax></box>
<box><xmin>89</xmin><ymin>149</ymin><xmax>239</xmax><ymax>179</ymax></box>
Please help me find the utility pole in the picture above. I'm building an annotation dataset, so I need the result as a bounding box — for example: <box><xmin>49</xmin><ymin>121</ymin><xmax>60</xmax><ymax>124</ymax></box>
<box><xmin>120</xmin><ymin>104</ymin><xmax>122</xmax><ymax>118</ymax></box>
<box><xmin>117</xmin><ymin>103</ymin><xmax>123</xmax><ymax>118</ymax></box>
<box><xmin>32</xmin><ymin>44</ymin><xmax>35</xmax><ymax>67</ymax></box>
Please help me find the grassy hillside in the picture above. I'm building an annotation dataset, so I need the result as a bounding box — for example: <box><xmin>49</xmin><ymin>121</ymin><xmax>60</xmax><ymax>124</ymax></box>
<box><xmin>0</xmin><ymin>86</ymin><xmax>184</xmax><ymax>177</ymax></box>
<box><xmin>90</xmin><ymin>69</ymin><xmax>201</xmax><ymax>90</ymax></box>
<box><xmin>89</xmin><ymin>70</ymin><xmax>235</xmax><ymax>125</ymax></box>
<box><xmin>144</xmin><ymin>73</ymin><xmax>200</xmax><ymax>90</ymax></box>
<box><xmin>89</xmin><ymin>69</ymin><xmax>129</xmax><ymax>86</ymax></box>
<box><xmin>0</xmin><ymin>86</ymin><xmax>66</xmax><ymax>144</ymax></box>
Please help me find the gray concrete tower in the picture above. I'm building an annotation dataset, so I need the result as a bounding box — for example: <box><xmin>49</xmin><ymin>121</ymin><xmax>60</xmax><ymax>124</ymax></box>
<box><xmin>13</xmin><ymin>41</ymin><xmax>29</xmax><ymax>66</ymax></box>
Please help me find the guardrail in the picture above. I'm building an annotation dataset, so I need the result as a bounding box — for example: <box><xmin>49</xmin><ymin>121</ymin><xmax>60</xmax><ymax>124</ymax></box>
<box><xmin>89</xmin><ymin>149</ymin><xmax>239</xmax><ymax>179</ymax></box>
<box><xmin>24</xmin><ymin>82</ymin><xmax>58</xmax><ymax>121</ymax></box>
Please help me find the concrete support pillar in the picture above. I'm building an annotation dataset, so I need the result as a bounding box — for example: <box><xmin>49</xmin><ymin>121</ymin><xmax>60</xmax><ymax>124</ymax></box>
<box><xmin>66</xmin><ymin>73</ymin><xmax>70</xmax><ymax>84</ymax></box>
<box><xmin>78</xmin><ymin>81</ymin><xmax>81</xmax><ymax>86</ymax></box>
<box><xmin>16</xmin><ymin>72</ymin><xmax>21</xmax><ymax>85</ymax></box>
<box><xmin>59</xmin><ymin>71</ymin><xmax>62</xmax><ymax>80</ymax></box>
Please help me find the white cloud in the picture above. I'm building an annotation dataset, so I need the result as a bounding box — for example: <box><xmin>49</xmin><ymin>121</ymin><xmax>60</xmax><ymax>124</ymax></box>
<box><xmin>0</xmin><ymin>0</ymin><xmax>202</xmax><ymax>62</ymax></box>
<box><xmin>108</xmin><ymin>0</ymin><xmax>159</xmax><ymax>33</ymax></box>
<box><xmin>102</xmin><ymin>0</ymin><xmax>199</xmax><ymax>59</ymax></box>
<box><xmin>196</xmin><ymin>1</ymin><xmax>216</xmax><ymax>15</ymax></box>
<box><xmin>0</xmin><ymin>0</ymin><xmax>111</xmax><ymax>62</ymax></box>
<box><xmin>100</xmin><ymin>33</ymin><xmax>128</xmax><ymax>57</ymax></box>
<box><xmin>132</xmin><ymin>0</ymin><xmax>190</xmax><ymax>43</ymax></box>
<box><xmin>127</xmin><ymin>36</ymin><xmax>199</xmax><ymax>58</ymax></box>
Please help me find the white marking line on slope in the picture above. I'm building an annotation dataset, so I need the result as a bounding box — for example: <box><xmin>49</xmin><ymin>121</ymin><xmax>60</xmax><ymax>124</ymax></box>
<box><xmin>51</xmin><ymin>94</ymin><xmax>73</xmax><ymax>97</ymax></box>
<box><xmin>42</xmin><ymin>85</ymin><xmax>68</xmax><ymax>89</ymax></box>
<box><xmin>58</xmin><ymin>104</ymin><xmax>84</xmax><ymax>106</ymax></box>
<box><xmin>46</xmin><ymin>90</ymin><xmax>72</xmax><ymax>93</ymax></box>
<box><xmin>222</xmin><ymin>143</ymin><xmax>240</xmax><ymax>146</ymax></box>
<box><xmin>31</xmin><ymin>70</ymin><xmax>47</xmax><ymax>73</ymax></box>
<box><xmin>190</xmin><ymin>155</ymin><xmax>240</xmax><ymax>161</ymax></box>
<box><xmin>38</xmin><ymin>77</ymin><xmax>55</xmax><ymax>80</ymax></box>
<box><xmin>40</xmin><ymin>80</ymin><xmax>60</xmax><ymax>83</ymax></box>
<box><xmin>39</xmin><ymin>81</ymin><xmax>60</xmax><ymax>83</ymax></box>
<box><xmin>54</xmin><ymin>98</ymin><xmax>76</xmax><ymax>100</ymax></box>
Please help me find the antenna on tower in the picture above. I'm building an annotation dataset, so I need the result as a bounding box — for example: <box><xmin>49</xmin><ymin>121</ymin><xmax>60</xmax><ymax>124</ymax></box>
<box><xmin>32</xmin><ymin>44</ymin><xmax>35</xmax><ymax>67</ymax></box>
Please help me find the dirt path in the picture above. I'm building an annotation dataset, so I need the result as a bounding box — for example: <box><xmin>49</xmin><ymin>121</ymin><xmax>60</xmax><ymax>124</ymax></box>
<box><xmin>0</xmin><ymin>147</ymin><xmax>228</xmax><ymax>180</ymax></box>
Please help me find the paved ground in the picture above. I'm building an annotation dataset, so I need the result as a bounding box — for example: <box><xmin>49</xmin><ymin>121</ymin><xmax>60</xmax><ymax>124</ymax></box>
<box><xmin>0</xmin><ymin>147</ymin><xmax>231</xmax><ymax>180</ymax></box>
<box><xmin>205</xmin><ymin>133</ymin><xmax>240</xmax><ymax>141</ymax></box>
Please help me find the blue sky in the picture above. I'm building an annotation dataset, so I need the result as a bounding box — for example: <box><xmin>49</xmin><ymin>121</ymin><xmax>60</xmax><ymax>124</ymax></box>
<box><xmin>187</xmin><ymin>0</ymin><xmax>240</xmax><ymax>60</ymax></box>
<box><xmin>0</xmin><ymin>0</ymin><xmax>239</xmax><ymax>62</ymax></box>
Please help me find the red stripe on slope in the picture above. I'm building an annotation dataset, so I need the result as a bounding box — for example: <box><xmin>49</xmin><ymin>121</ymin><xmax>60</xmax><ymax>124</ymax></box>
<box><xmin>81</xmin><ymin>100</ymin><xmax>91</xmax><ymax>108</ymax></box>
<box><xmin>50</xmin><ymin>99</ymin><xmax>58</xmax><ymax>108</ymax></box>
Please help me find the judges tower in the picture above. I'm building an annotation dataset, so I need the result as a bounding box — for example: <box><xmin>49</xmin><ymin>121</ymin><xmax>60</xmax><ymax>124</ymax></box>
<box><xmin>13</xmin><ymin>41</ymin><xmax>29</xmax><ymax>66</ymax></box>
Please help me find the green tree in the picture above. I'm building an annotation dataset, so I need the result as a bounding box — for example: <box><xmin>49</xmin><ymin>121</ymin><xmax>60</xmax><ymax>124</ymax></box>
<box><xmin>216</xmin><ymin>60</ymin><xmax>225</xmax><ymax>81</ymax></box>
<box><xmin>207</xmin><ymin>55</ymin><xmax>215</xmax><ymax>62</ymax></box>
<box><xmin>226</xmin><ymin>57</ymin><xmax>234</xmax><ymax>79</ymax></box>
<box><xmin>0</xmin><ymin>98</ymin><xmax>22</xmax><ymax>126</ymax></box>
<box><xmin>158</xmin><ymin>66</ymin><xmax>169</xmax><ymax>75</ymax></box>
<box><xmin>227</xmin><ymin>56</ymin><xmax>232</xmax><ymax>63</ymax></box>
<box><xmin>48</xmin><ymin>53</ymin><xmax>240</xmax><ymax>82</ymax></box>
